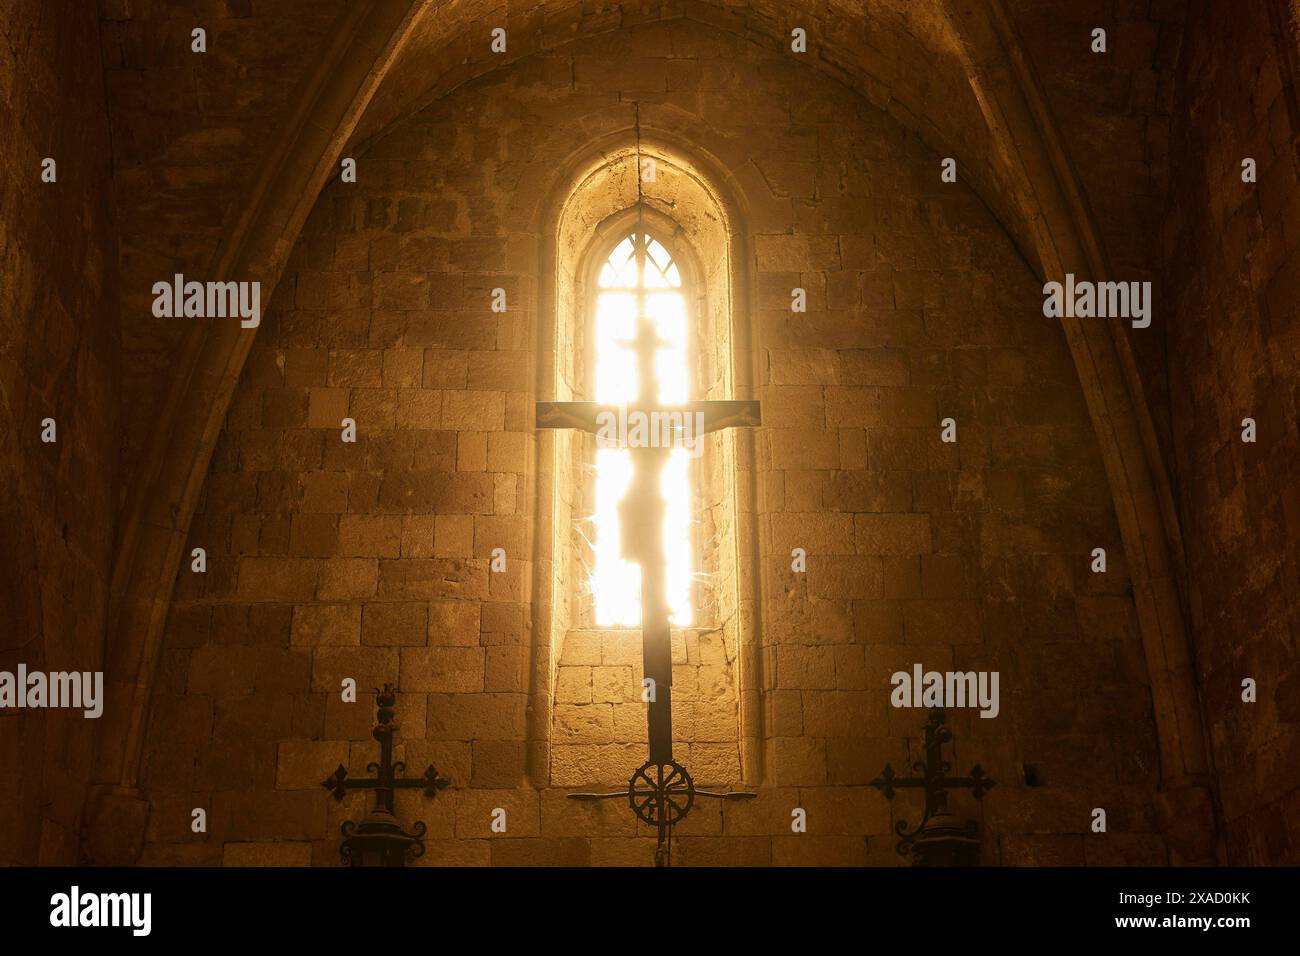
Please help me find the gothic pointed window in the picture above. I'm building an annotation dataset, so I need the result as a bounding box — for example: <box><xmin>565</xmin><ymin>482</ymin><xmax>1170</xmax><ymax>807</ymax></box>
<box><xmin>536</xmin><ymin>150</ymin><xmax>761</xmax><ymax>789</ymax></box>
<box><xmin>590</xmin><ymin>230</ymin><xmax>693</xmax><ymax>627</ymax></box>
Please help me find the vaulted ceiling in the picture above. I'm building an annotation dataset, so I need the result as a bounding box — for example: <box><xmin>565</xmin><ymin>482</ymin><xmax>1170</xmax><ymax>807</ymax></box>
<box><xmin>98</xmin><ymin>0</ymin><xmax>1185</xmax><ymax>492</ymax></box>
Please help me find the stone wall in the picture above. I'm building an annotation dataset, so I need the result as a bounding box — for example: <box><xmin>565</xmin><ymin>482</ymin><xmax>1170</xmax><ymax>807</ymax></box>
<box><xmin>0</xmin><ymin>0</ymin><xmax>120</xmax><ymax>864</ymax></box>
<box><xmin>99</xmin><ymin>0</ymin><xmax>349</xmax><ymax>492</ymax></box>
<box><xmin>138</xmin><ymin>18</ymin><xmax>1168</xmax><ymax>866</ymax></box>
<box><xmin>1162</xmin><ymin>0</ymin><xmax>1300</xmax><ymax>864</ymax></box>
<box><xmin>1008</xmin><ymin>0</ymin><xmax>1188</xmax><ymax>466</ymax></box>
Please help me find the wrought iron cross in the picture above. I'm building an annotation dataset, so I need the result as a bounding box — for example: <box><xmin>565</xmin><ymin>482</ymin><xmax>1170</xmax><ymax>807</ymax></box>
<box><xmin>870</xmin><ymin>709</ymin><xmax>994</xmax><ymax>866</ymax></box>
<box><xmin>537</xmin><ymin>248</ymin><xmax>760</xmax><ymax>865</ymax></box>
<box><xmin>322</xmin><ymin>684</ymin><xmax>450</xmax><ymax>865</ymax></box>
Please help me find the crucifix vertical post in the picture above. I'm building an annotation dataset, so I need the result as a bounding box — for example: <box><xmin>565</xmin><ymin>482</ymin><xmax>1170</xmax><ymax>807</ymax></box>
<box><xmin>536</xmin><ymin>230</ymin><xmax>761</xmax><ymax>864</ymax></box>
<box><xmin>622</xmin><ymin>310</ymin><xmax>674</xmax><ymax>763</ymax></box>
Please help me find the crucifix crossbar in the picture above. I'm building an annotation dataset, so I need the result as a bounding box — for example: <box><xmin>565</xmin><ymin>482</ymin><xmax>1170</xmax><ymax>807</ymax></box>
<box><xmin>538</xmin><ymin>301</ymin><xmax>760</xmax><ymax>866</ymax></box>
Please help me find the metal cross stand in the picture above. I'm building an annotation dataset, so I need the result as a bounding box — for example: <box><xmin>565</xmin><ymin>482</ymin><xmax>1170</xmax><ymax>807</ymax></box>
<box><xmin>540</xmin><ymin>314</ymin><xmax>760</xmax><ymax>866</ymax></box>
<box><xmin>537</xmin><ymin>130</ymin><xmax>761</xmax><ymax>863</ymax></box>
<box><xmin>322</xmin><ymin>684</ymin><xmax>450</xmax><ymax>866</ymax></box>
<box><xmin>870</xmin><ymin>709</ymin><xmax>995</xmax><ymax>866</ymax></box>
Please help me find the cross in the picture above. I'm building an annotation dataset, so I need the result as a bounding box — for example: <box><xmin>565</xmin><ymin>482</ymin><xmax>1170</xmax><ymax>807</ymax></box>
<box><xmin>870</xmin><ymin>709</ymin><xmax>994</xmax><ymax>864</ymax></box>
<box><xmin>322</xmin><ymin>684</ymin><xmax>450</xmax><ymax>865</ymax></box>
<box><xmin>537</xmin><ymin>291</ymin><xmax>761</xmax><ymax>866</ymax></box>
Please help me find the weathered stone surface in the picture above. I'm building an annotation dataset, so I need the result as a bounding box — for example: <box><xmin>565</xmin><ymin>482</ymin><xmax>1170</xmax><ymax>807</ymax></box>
<box><xmin>1163</xmin><ymin>0</ymin><xmax>1300</xmax><ymax>864</ymax></box>
<box><xmin>4</xmin><ymin>0</ymin><xmax>1294</xmax><ymax>868</ymax></box>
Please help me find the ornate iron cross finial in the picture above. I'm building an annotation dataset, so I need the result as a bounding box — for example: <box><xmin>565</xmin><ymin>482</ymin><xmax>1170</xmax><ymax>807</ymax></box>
<box><xmin>871</xmin><ymin>709</ymin><xmax>994</xmax><ymax>866</ymax></box>
<box><xmin>322</xmin><ymin>683</ymin><xmax>450</xmax><ymax>866</ymax></box>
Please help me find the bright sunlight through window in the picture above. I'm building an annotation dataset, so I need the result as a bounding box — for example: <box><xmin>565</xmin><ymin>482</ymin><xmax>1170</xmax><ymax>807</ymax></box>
<box><xmin>591</xmin><ymin>232</ymin><xmax>693</xmax><ymax>627</ymax></box>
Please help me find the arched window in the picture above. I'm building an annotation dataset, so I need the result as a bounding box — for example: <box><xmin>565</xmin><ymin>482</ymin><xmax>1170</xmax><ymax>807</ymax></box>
<box><xmin>533</xmin><ymin>145</ymin><xmax>761</xmax><ymax>790</ymax></box>
<box><xmin>589</xmin><ymin>230</ymin><xmax>693</xmax><ymax>627</ymax></box>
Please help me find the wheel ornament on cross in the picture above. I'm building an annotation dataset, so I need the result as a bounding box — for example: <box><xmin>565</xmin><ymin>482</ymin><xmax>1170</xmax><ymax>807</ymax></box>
<box><xmin>628</xmin><ymin>759</ymin><xmax>695</xmax><ymax>827</ymax></box>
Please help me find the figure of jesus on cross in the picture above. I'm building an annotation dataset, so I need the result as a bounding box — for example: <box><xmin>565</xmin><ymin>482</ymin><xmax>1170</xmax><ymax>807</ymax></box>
<box><xmin>537</xmin><ymin>238</ymin><xmax>760</xmax><ymax>866</ymax></box>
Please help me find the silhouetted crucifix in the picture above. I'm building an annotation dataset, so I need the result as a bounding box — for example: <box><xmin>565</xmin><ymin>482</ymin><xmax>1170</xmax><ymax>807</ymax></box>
<box><xmin>538</xmin><ymin>296</ymin><xmax>760</xmax><ymax>866</ymax></box>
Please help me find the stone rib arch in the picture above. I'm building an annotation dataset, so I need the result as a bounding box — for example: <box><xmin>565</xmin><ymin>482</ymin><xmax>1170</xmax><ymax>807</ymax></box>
<box><xmin>84</xmin><ymin>0</ymin><xmax>428</xmax><ymax>864</ymax></box>
<box><xmin>938</xmin><ymin>0</ymin><xmax>1214</xmax><ymax>861</ymax></box>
